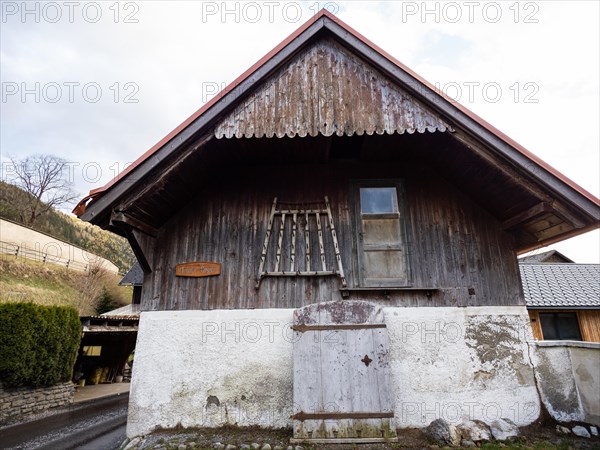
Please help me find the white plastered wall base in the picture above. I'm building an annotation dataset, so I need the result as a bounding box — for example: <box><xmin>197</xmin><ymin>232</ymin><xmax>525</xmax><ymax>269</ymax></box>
<box><xmin>127</xmin><ymin>306</ymin><xmax>541</xmax><ymax>438</ymax></box>
<box><xmin>127</xmin><ymin>309</ymin><xmax>296</xmax><ymax>438</ymax></box>
<box><xmin>384</xmin><ymin>306</ymin><xmax>541</xmax><ymax>428</ymax></box>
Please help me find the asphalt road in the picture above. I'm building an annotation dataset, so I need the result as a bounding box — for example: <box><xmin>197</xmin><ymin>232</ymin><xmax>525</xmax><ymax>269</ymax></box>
<box><xmin>0</xmin><ymin>395</ymin><xmax>128</xmax><ymax>450</ymax></box>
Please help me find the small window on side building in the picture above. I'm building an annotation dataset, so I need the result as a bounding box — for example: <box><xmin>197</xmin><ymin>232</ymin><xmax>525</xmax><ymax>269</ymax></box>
<box><xmin>539</xmin><ymin>312</ymin><xmax>582</xmax><ymax>340</ymax></box>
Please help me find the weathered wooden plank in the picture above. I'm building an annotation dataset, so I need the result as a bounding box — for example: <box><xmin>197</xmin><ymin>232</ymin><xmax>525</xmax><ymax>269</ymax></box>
<box><xmin>293</xmin><ymin>328</ymin><xmax>322</xmax><ymax>424</ymax></box>
<box><xmin>578</xmin><ymin>310</ymin><xmax>600</xmax><ymax>343</ymax></box>
<box><xmin>315</xmin><ymin>212</ymin><xmax>327</xmax><ymax>271</ymax></box>
<box><xmin>528</xmin><ymin>310</ymin><xmax>543</xmax><ymax>340</ymax></box>
<box><xmin>291</xmin><ymin>213</ymin><xmax>297</xmax><ymax>271</ymax></box>
<box><xmin>305</xmin><ymin>210</ymin><xmax>311</xmax><ymax>272</ymax></box>
<box><xmin>292</xmin><ymin>324</ymin><xmax>386</xmax><ymax>332</ymax></box>
<box><xmin>141</xmin><ymin>162</ymin><xmax>522</xmax><ymax>310</ymax></box>
<box><xmin>292</xmin><ymin>412</ymin><xmax>394</xmax><ymax>420</ymax></box>
<box><xmin>502</xmin><ymin>202</ymin><xmax>553</xmax><ymax>230</ymax></box>
<box><xmin>274</xmin><ymin>212</ymin><xmax>286</xmax><ymax>272</ymax></box>
<box><xmin>293</xmin><ymin>302</ymin><xmax>397</xmax><ymax>442</ymax></box>
<box><xmin>372</xmin><ymin>327</ymin><xmax>394</xmax><ymax>412</ymax></box>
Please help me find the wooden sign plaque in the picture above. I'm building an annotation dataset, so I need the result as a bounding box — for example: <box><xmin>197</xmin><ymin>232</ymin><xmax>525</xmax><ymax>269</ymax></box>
<box><xmin>175</xmin><ymin>262</ymin><xmax>221</xmax><ymax>278</ymax></box>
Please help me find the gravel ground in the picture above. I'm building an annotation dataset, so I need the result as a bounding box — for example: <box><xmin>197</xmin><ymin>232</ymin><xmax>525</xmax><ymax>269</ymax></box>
<box><xmin>120</xmin><ymin>424</ymin><xmax>600</xmax><ymax>450</ymax></box>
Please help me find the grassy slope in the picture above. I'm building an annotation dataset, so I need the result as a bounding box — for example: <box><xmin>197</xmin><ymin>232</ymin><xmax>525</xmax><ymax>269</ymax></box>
<box><xmin>0</xmin><ymin>257</ymin><xmax>131</xmax><ymax>315</ymax></box>
<box><xmin>0</xmin><ymin>181</ymin><xmax>135</xmax><ymax>273</ymax></box>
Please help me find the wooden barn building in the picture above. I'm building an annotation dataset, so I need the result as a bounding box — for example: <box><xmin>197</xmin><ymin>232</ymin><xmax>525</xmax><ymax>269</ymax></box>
<box><xmin>74</xmin><ymin>10</ymin><xmax>600</xmax><ymax>443</ymax></box>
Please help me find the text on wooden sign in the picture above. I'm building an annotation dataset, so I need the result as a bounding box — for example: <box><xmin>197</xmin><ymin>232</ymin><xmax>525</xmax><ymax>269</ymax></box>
<box><xmin>175</xmin><ymin>262</ymin><xmax>221</xmax><ymax>277</ymax></box>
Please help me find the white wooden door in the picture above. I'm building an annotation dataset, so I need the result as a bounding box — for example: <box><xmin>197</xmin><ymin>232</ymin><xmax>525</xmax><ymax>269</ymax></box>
<box><xmin>292</xmin><ymin>301</ymin><xmax>397</xmax><ymax>443</ymax></box>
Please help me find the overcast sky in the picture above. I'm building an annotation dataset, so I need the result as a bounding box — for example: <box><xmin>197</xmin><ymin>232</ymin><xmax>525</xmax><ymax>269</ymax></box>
<box><xmin>1</xmin><ymin>1</ymin><xmax>598</xmax><ymax>262</ymax></box>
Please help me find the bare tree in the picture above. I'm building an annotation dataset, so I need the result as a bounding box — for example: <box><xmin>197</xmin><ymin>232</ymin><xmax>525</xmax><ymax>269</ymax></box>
<box><xmin>7</xmin><ymin>154</ymin><xmax>79</xmax><ymax>225</ymax></box>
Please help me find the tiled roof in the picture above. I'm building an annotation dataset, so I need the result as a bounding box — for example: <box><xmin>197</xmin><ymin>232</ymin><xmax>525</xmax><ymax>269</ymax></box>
<box><xmin>520</xmin><ymin>263</ymin><xmax>600</xmax><ymax>308</ymax></box>
<box><xmin>119</xmin><ymin>262</ymin><xmax>143</xmax><ymax>286</ymax></box>
<box><xmin>100</xmin><ymin>303</ymin><xmax>140</xmax><ymax>317</ymax></box>
<box><xmin>519</xmin><ymin>250</ymin><xmax>574</xmax><ymax>264</ymax></box>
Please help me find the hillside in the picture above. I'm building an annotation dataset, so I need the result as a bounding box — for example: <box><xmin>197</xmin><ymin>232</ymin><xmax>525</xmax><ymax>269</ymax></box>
<box><xmin>0</xmin><ymin>257</ymin><xmax>131</xmax><ymax>315</ymax></box>
<box><xmin>0</xmin><ymin>181</ymin><xmax>135</xmax><ymax>273</ymax></box>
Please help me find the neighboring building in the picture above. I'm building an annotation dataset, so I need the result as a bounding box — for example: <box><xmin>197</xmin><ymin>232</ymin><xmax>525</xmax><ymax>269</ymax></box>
<box><xmin>74</xmin><ymin>265</ymin><xmax>141</xmax><ymax>385</ymax></box>
<box><xmin>74</xmin><ymin>10</ymin><xmax>600</xmax><ymax>443</ymax></box>
<box><xmin>118</xmin><ymin>261</ymin><xmax>143</xmax><ymax>313</ymax></box>
<box><xmin>519</xmin><ymin>250</ymin><xmax>574</xmax><ymax>264</ymax></box>
<box><xmin>520</xmin><ymin>262</ymin><xmax>600</xmax><ymax>342</ymax></box>
<box><xmin>75</xmin><ymin>314</ymin><xmax>138</xmax><ymax>385</ymax></box>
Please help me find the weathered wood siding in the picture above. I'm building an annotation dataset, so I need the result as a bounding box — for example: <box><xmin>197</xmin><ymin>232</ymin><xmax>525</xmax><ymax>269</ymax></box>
<box><xmin>578</xmin><ymin>310</ymin><xmax>600</xmax><ymax>342</ymax></box>
<box><xmin>528</xmin><ymin>310</ymin><xmax>544</xmax><ymax>340</ymax></box>
<box><xmin>527</xmin><ymin>309</ymin><xmax>600</xmax><ymax>342</ymax></box>
<box><xmin>141</xmin><ymin>160</ymin><xmax>522</xmax><ymax>310</ymax></box>
<box><xmin>214</xmin><ymin>38</ymin><xmax>451</xmax><ymax>139</ymax></box>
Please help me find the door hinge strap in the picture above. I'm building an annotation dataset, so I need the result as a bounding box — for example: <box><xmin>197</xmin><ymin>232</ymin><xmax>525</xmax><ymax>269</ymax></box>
<box><xmin>292</xmin><ymin>323</ymin><xmax>386</xmax><ymax>332</ymax></box>
<box><xmin>292</xmin><ymin>411</ymin><xmax>394</xmax><ymax>421</ymax></box>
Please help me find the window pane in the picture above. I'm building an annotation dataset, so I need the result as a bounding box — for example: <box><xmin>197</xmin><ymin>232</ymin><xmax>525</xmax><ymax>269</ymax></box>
<box><xmin>360</xmin><ymin>187</ymin><xmax>398</xmax><ymax>214</ymax></box>
<box><xmin>557</xmin><ymin>313</ymin><xmax>582</xmax><ymax>340</ymax></box>
<box><xmin>539</xmin><ymin>314</ymin><xmax>559</xmax><ymax>339</ymax></box>
<box><xmin>539</xmin><ymin>313</ymin><xmax>582</xmax><ymax>340</ymax></box>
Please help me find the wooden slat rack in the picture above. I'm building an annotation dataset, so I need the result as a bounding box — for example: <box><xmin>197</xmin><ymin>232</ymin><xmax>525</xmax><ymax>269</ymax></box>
<box><xmin>256</xmin><ymin>197</ymin><xmax>347</xmax><ymax>289</ymax></box>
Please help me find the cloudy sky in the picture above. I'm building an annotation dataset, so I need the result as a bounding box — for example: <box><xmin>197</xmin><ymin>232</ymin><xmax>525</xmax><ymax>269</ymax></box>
<box><xmin>1</xmin><ymin>1</ymin><xmax>598</xmax><ymax>262</ymax></box>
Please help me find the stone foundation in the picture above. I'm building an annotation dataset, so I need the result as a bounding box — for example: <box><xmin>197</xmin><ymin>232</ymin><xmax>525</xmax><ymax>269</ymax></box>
<box><xmin>0</xmin><ymin>382</ymin><xmax>75</xmax><ymax>425</ymax></box>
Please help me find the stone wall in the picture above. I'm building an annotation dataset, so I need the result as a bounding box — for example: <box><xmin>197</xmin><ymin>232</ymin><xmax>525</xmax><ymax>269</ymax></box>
<box><xmin>126</xmin><ymin>306</ymin><xmax>541</xmax><ymax>438</ymax></box>
<box><xmin>0</xmin><ymin>382</ymin><xmax>75</xmax><ymax>425</ymax></box>
<box><xmin>531</xmin><ymin>341</ymin><xmax>600</xmax><ymax>425</ymax></box>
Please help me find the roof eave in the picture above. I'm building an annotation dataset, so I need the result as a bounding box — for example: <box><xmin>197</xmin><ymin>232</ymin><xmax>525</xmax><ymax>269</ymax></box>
<box><xmin>78</xmin><ymin>9</ymin><xmax>600</xmax><ymax>246</ymax></box>
<box><xmin>527</xmin><ymin>306</ymin><xmax>600</xmax><ymax>310</ymax></box>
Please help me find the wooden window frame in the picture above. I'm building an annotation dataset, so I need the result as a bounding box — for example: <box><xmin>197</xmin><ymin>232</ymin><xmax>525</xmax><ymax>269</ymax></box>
<box><xmin>538</xmin><ymin>311</ymin><xmax>583</xmax><ymax>341</ymax></box>
<box><xmin>351</xmin><ymin>179</ymin><xmax>412</xmax><ymax>288</ymax></box>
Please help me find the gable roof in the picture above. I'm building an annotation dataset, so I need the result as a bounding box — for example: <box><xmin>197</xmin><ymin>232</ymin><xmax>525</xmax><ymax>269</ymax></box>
<box><xmin>119</xmin><ymin>261</ymin><xmax>143</xmax><ymax>286</ymax></box>
<box><xmin>74</xmin><ymin>10</ymin><xmax>599</xmax><ymax>253</ymax></box>
<box><xmin>519</xmin><ymin>250</ymin><xmax>575</xmax><ymax>264</ymax></box>
<box><xmin>520</xmin><ymin>263</ymin><xmax>600</xmax><ymax>309</ymax></box>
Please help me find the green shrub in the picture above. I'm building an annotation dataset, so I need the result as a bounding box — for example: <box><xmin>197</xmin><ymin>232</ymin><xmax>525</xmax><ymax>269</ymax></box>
<box><xmin>0</xmin><ymin>303</ymin><xmax>81</xmax><ymax>387</ymax></box>
<box><xmin>95</xmin><ymin>287</ymin><xmax>117</xmax><ymax>315</ymax></box>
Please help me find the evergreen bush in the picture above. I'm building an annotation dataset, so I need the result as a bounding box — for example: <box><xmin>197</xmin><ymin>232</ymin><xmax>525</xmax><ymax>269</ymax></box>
<box><xmin>0</xmin><ymin>303</ymin><xmax>81</xmax><ymax>387</ymax></box>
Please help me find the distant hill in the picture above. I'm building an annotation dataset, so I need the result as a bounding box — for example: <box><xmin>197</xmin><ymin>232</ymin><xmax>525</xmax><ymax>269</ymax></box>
<box><xmin>0</xmin><ymin>181</ymin><xmax>135</xmax><ymax>273</ymax></box>
<box><xmin>0</xmin><ymin>257</ymin><xmax>130</xmax><ymax>315</ymax></box>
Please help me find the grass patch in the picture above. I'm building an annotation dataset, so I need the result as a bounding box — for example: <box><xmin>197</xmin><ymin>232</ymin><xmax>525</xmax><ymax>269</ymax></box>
<box><xmin>0</xmin><ymin>257</ymin><xmax>131</xmax><ymax>315</ymax></box>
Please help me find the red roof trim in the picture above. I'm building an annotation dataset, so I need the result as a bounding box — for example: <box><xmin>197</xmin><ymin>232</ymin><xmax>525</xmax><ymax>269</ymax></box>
<box><xmin>81</xmin><ymin>8</ymin><xmax>599</xmax><ymax>209</ymax></box>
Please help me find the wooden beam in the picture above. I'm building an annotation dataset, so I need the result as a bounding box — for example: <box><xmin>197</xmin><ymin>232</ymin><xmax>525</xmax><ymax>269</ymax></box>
<box><xmin>292</xmin><ymin>323</ymin><xmax>387</xmax><ymax>332</ymax></box>
<box><xmin>517</xmin><ymin>222</ymin><xmax>600</xmax><ymax>254</ymax></box>
<box><xmin>502</xmin><ymin>202</ymin><xmax>553</xmax><ymax>230</ymax></box>
<box><xmin>128</xmin><ymin>228</ymin><xmax>155</xmax><ymax>274</ymax></box>
<box><xmin>534</xmin><ymin>222</ymin><xmax>574</xmax><ymax>242</ymax></box>
<box><xmin>292</xmin><ymin>412</ymin><xmax>394</xmax><ymax>421</ymax></box>
<box><xmin>552</xmin><ymin>203</ymin><xmax>586</xmax><ymax>229</ymax></box>
<box><xmin>109</xmin><ymin>211</ymin><xmax>156</xmax><ymax>273</ymax></box>
<box><xmin>110</xmin><ymin>211</ymin><xmax>158</xmax><ymax>237</ymax></box>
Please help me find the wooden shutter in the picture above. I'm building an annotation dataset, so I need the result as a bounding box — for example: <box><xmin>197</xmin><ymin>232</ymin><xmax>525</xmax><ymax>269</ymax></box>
<box><xmin>354</xmin><ymin>183</ymin><xmax>410</xmax><ymax>287</ymax></box>
<box><xmin>292</xmin><ymin>301</ymin><xmax>398</xmax><ymax>444</ymax></box>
